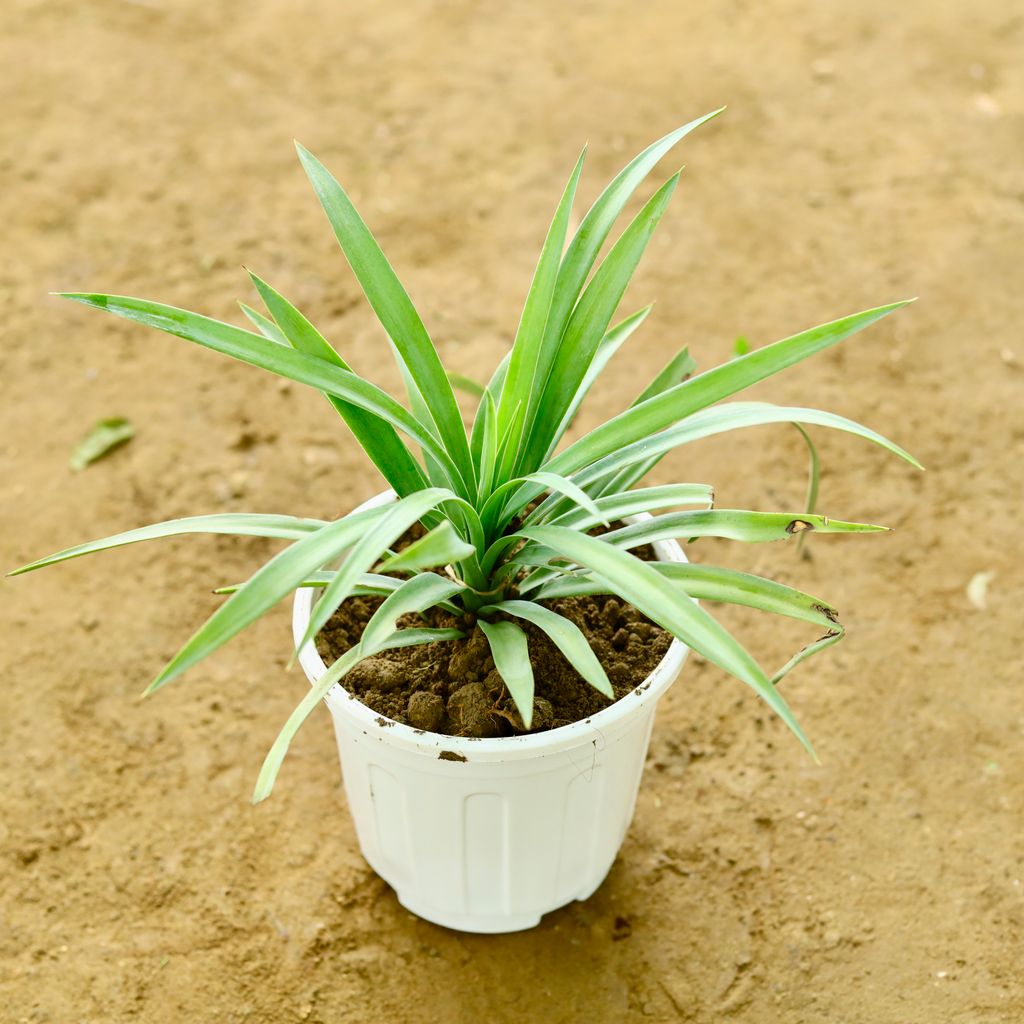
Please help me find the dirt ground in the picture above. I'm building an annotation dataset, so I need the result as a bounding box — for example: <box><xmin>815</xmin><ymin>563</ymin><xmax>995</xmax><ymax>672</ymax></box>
<box><xmin>2</xmin><ymin>1</ymin><xmax>1022</xmax><ymax>1021</ymax></box>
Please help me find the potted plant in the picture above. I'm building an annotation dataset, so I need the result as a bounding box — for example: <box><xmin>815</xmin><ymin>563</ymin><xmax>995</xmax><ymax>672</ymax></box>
<box><xmin>10</xmin><ymin>109</ymin><xmax>918</xmax><ymax>933</ymax></box>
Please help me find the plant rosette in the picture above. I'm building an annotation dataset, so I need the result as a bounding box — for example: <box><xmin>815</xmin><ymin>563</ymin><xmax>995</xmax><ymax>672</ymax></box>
<box><xmin>11</xmin><ymin>110</ymin><xmax>920</xmax><ymax>934</ymax></box>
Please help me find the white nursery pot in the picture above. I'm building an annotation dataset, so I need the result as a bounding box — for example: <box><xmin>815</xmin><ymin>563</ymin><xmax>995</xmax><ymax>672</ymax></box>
<box><xmin>292</xmin><ymin>491</ymin><xmax>689</xmax><ymax>934</ymax></box>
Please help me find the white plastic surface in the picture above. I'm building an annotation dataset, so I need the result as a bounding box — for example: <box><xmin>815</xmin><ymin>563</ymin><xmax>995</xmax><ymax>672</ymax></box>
<box><xmin>293</xmin><ymin>491</ymin><xmax>689</xmax><ymax>933</ymax></box>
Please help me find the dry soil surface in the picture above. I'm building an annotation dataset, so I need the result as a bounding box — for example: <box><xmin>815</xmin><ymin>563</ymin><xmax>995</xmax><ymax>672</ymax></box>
<box><xmin>2</xmin><ymin>2</ymin><xmax>1023</xmax><ymax>1022</ymax></box>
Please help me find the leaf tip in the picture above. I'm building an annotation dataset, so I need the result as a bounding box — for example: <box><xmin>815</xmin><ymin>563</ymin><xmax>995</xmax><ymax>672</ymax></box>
<box><xmin>57</xmin><ymin>291</ymin><xmax>101</xmax><ymax>307</ymax></box>
<box><xmin>520</xmin><ymin>703</ymin><xmax>534</xmax><ymax>731</ymax></box>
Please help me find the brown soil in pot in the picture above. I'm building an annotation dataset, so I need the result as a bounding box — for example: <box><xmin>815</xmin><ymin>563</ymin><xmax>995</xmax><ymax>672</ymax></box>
<box><xmin>314</xmin><ymin>588</ymin><xmax>672</xmax><ymax>737</ymax></box>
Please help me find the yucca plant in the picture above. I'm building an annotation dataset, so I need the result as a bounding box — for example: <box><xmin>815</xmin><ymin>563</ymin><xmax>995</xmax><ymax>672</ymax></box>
<box><xmin>11</xmin><ymin>110</ymin><xmax>918</xmax><ymax>803</ymax></box>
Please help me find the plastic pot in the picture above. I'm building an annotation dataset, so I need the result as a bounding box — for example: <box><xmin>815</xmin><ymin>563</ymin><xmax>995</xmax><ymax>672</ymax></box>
<box><xmin>292</xmin><ymin>491</ymin><xmax>689</xmax><ymax>933</ymax></box>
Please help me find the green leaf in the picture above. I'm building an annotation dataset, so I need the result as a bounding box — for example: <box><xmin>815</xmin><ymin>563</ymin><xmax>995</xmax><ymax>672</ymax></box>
<box><xmin>509</xmin><ymin>510</ymin><xmax>885</xmax><ymax>576</ymax></box>
<box><xmin>533</xmin><ymin>110</ymin><xmax>723</xmax><ymax>386</ymax></box>
<box><xmin>793</xmin><ymin>424</ymin><xmax>821</xmax><ymax>554</ymax></box>
<box><xmin>552</xmin><ymin>304</ymin><xmax>653</xmax><ymax>443</ymax></box>
<box><xmin>549</xmin><ymin>483</ymin><xmax>715</xmax><ymax>529</ymax></box>
<box><xmin>214</xmin><ymin>570</ymin><xmax>464</xmax><ymax>615</ymax></box>
<box><xmin>239</xmin><ymin>302</ymin><xmax>288</xmax><ymax>345</ymax></box>
<box><xmin>521</xmin><ymin>472</ymin><xmax>608</xmax><ymax>526</ymax></box>
<box><xmin>542</xmin><ymin>301</ymin><xmax>913</xmax><ymax>487</ymax></box>
<box><xmin>470</xmin><ymin>352</ymin><xmax>511</xmax><ymax>473</ymax></box>
<box><xmin>633</xmin><ymin>344</ymin><xmax>697</xmax><ymax>406</ymax></box>
<box><xmin>491</xmin><ymin>399</ymin><xmax>525</xmax><ymax>509</ymax></box>
<box><xmin>518</xmin><ymin>526</ymin><xmax>814</xmax><ymax>756</ymax></box>
<box><xmin>253</xmin><ymin>626</ymin><xmax>464</xmax><ymax>803</ymax></box>
<box><xmin>514</xmin><ymin>482</ymin><xmax>715</xmax><ymax>594</ymax></box>
<box><xmin>247</xmin><ymin>271</ymin><xmax>430</xmax><ymax>498</ymax></box>
<box><xmin>146</xmin><ymin>509</ymin><xmax>389</xmax><ymax>693</ymax></box>
<box><xmin>589</xmin><ymin>343</ymin><xmax>697</xmax><ymax>496</ymax></box>
<box><xmin>497</xmin><ymin>148</ymin><xmax>587</xmax><ymax>450</ymax></box>
<box><xmin>9</xmin><ymin>513</ymin><xmax>330</xmax><ymax>576</ymax></box>
<box><xmin>574</xmin><ymin>400</ymin><xmax>921</xmax><ymax>492</ymax></box>
<box><xmin>534</xmin><ymin>560</ymin><xmax>844</xmax><ymax>684</ymax></box>
<box><xmin>375</xmin><ymin>521</ymin><xmax>476</xmax><ymax>573</ymax></box>
<box><xmin>359</xmin><ymin>572</ymin><xmax>464</xmax><ymax>652</ymax></box>
<box><xmin>477</xmin><ymin>619</ymin><xmax>535</xmax><ymax>728</ymax></box>
<box><xmin>539</xmin><ymin>561</ymin><xmax>837</xmax><ymax>626</ymax></box>
<box><xmin>476</xmin><ymin>389</ymin><xmax>500</xmax><ymax>503</ymax></box>
<box><xmin>447</xmin><ymin>371</ymin><xmax>486</xmax><ymax>399</ymax></box>
<box><xmin>479</xmin><ymin>600</ymin><xmax>613</xmax><ymax>699</ymax></box>
<box><xmin>518</xmin><ymin>172</ymin><xmax>681</xmax><ymax>473</ymax></box>
<box><xmin>294</xmin><ymin>143</ymin><xmax>474</xmax><ymax>488</ymax></box>
<box><xmin>296</xmin><ymin>488</ymin><xmax>460</xmax><ymax>652</ymax></box>
<box><xmin>70</xmin><ymin>417</ymin><xmax>134</xmax><ymax>471</ymax></box>
<box><xmin>58</xmin><ymin>293</ymin><xmax>469</xmax><ymax>495</ymax></box>
<box><xmin>599</xmin><ymin>509</ymin><xmax>886</xmax><ymax>549</ymax></box>
<box><xmin>215</xmin><ymin>570</ymin><xmax>398</xmax><ymax>596</ymax></box>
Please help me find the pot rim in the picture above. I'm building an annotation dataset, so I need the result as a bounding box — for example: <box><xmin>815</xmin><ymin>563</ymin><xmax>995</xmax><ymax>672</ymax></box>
<box><xmin>293</xmin><ymin>490</ymin><xmax>690</xmax><ymax>762</ymax></box>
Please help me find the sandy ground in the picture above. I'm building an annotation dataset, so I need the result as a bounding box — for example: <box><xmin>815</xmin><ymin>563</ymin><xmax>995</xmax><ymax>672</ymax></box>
<box><xmin>2</xmin><ymin>1</ymin><xmax>1023</xmax><ymax>1021</ymax></box>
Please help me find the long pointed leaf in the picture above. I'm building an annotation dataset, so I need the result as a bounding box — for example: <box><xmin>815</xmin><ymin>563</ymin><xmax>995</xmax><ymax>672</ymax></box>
<box><xmin>239</xmin><ymin>302</ymin><xmax>288</xmax><ymax>345</ymax></box>
<box><xmin>581</xmin><ymin>509</ymin><xmax>885</xmax><ymax>553</ymax></box>
<box><xmin>518</xmin><ymin>172</ymin><xmax>681</xmax><ymax>472</ymax></box>
<box><xmin>215</xmin><ymin>571</ymin><xmax>398</xmax><ymax>597</ymax></box>
<box><xmin>248</xmin><ymin>271</ymin><xmax>429</xmax><ymax>497</ymax></box>
<box><xmin>9</xmin><ymin>513</ymin><xmax>331</xmax><ymax>576</ymax></box>
<box><xmin>294</xmin><ymin>143</ymin><xmax>474</xmax><ymax>487</ymax></box>
<box><xmin>375</xmin><ymin>522</ymin><xmax>476</xmax><ymax>574</ymax></box>
<box><xmin>576</xmin><ymin>400</ymin><xmax>921</xmax><ymax>492</ymax></box>
<box><xmin>476</xmin><ymin>389</ymin><xmax>500</xmax><ymax>502</ymax></box>
<box><xmin>147</xmin><ymin>511</ymin><xmax>390</xmax><ymax>693</ymax></box>
<box><xmin>538</xmin><ymin>561</ymin><xmax>840</xmax><ymax>626</ymax></box>
<box><xmin>521</xmin><ymin>472</ymin><xmax>608</xmax><ymax>526</ymax></box>
<box><xmin>480</xmin><ymin>600</ymin><xmax>613</xmax><ymax>699</ymax></box>
<box><xmin>58</xmin><ymin>293</ymin><xmax>469</xmax><ymax>495</ymax></box>
<box><xmin>297</xmin><ymin>488</ymin><xmax>458</xmax><ymax>651</ymax></box>
<box><xmin>538</xmin><ymin>302</ymin><xmax>912</xmax><ymax>490</ymax></box>
<box><xmin>253</xmin><ymin>626</ymin><xmax>464</xmax><ymax>803</ymax></box>
<box><xmin>497</xmin><ymin>148</ymin><xmax>587</xmax><ymax>445</ymax></box>
<box><xmin>550</xmin><ymin>304</ymin><xmax>653</xmax><ymax>445</ymax></box>
<box><xmin>214</xmin><ymin>571</ymin><xmax>463</xmax><ymax>614</ymax></box>
<box><xmin>360</xmin><ymin>572</ymin><xmax>465</xmax><ymax>651</ymax></box>
<box><xmin>592</xmin><ymin>343</ymin><xmax>697</xmax><ymax>494</ymax></box>
<box><xmin>549</xmin><ymin>483</ymin><xmax>715</xmax><ymax>529</ymax></box>
<box><xmin>477</xmin><ymin>619</ymin><xmax>535</xmax><ymax>728</ymax></box>
<box><xmin>533</xmin><ymin>110</ymin><xmax>723</xmax><ymax>387</ymax></box>
<box><xmin>518</xmin><ymin>526</ymin><xmax>814</xmax><ymax>755</ymax></box>
<box><xmin>534</xmin><ymin>561</ymin><xmax>845</xmax><ymax>684</ymax></box>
